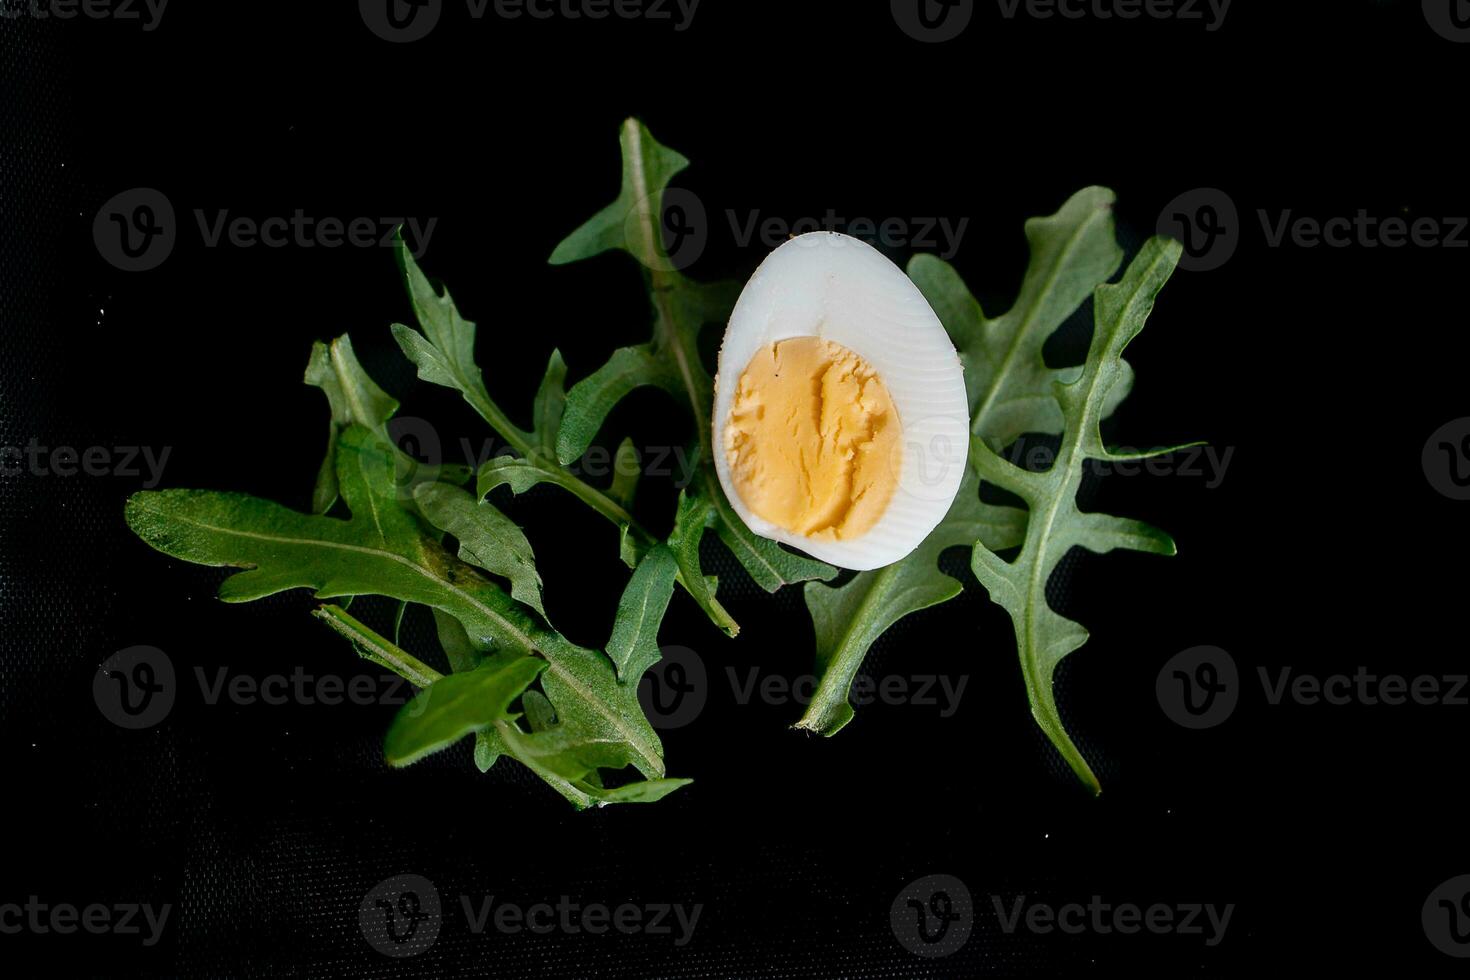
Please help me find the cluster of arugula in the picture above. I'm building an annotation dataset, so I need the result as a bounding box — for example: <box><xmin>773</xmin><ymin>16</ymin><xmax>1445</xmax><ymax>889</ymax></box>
<box><xmin>125</xmin><ymin>118</ymin><xmax>1190</xmax><ymax>803</ymax></box>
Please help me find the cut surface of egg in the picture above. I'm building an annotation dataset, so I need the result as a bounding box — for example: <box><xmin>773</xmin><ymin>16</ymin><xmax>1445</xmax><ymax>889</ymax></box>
<box><xmin>713</xmin><ymin>232</ymin><xmax>969</xmax><ymax>571</ymax></box>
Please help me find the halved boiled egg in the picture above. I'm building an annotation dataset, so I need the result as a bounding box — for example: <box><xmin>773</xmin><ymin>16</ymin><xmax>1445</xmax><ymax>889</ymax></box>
<box><xmin>713</xmin><ymin>232</ymin><xmax>969</xmax><ymax>571</ymax></box>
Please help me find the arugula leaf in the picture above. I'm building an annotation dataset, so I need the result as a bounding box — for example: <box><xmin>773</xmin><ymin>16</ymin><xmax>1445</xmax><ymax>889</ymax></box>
<box><xmin>389</xmin><ymin>235</ymin><xmax>642</xmax><ymax>547</ymax></box>
<box><xmin>413</xmin><ymin>481</ymin><xmax>546</xmax><ymax>619</ymax></box>
<box><xmin>798</xmin><ymin>191</ymin><xmax>1192</xmax><ymax>783</ymax></box>
<box><xmin>304</xmin><ymin>332</ymin><xmax>470</xmax><ymax>517</ymax></box>
<box><xmin>125</xmin><ymin>424</ymin><xmax>674</xmax><ymax>792</ymax></box>
<box><xmin>795</xmin><ymin>189</ymin><xmax>1124</xmax><ymax>734</ymax></box>
<box><xmin>494</xmin><ymin>721</ymin><xmax>691</xmax><ymax>808</ymax></box>
<box><xmin>969</xmin><ymin>236</ymin><xmax>1193</xmax><ymax>794</ymax></box>
<box><xmin>384</xmin><ymin>651</ymin><xmax>546</xmax><ymax>767</ymax></box>
<box><xmin>666</xmin><ymin>487</ymin><xmax>738</xmax><ymax>636</ymax></box>
<box><xmin>909</xmin><ymin>186</ymin><xmax>1133</xmax><ymax>451</ymax></box>
<box><xmin>429</xmin><ymin>607</ymin><xmax>504</xmax><ymax>772</ymax></box>
<box><xmin>129</xmin><ymin>123</ymin><xmax>1200</xmax><ymax>805</ymax></box>
<box><xmin>549</xmin><ymin>118</ymin><xmax>835</xmax><ymax>625</ymax></box>
<box><xmin>314</xmin><ymin>594</ymin><xmax>676</xmax><ymax>808</ymax></box>
<box><xmin>390</xmin><ymin>229</ymin><xmax>511</xmax><ymax>439</ymax></box>
<box><xmin>605</xmin><ymin>543</ymin><xmax>679</xmax><ymax>682</ymax></box>
<box><xmin>608</xmin><ymin>436</ymin><xmax>641</xmax><ymax>511</ymax></box>
<box><xmin>796</xmin><ymin>467</ymin><xmax>1026</xmax><ymax>734</ymax></box>
<box><xmin>548</xmin><ymin>118</ymin><xmax>730</xmax><ymax>464</ymax></box>
<box><xmin>303</xmin><ymin>335</ymin><xmax>398</xmax><ymax>514</ymax></box>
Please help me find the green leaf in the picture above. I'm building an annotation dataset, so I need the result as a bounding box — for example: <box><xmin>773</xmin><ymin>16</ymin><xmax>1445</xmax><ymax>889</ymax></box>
<box><xmin>797</xmin><ymin>189</ymin><xmax>1126</xmax><ymax>733</ymax></box>
<box><xmin>303</xmin><ymin>335</ymin><xmax>399</xmax><ymax>514</ymax></box>
<box><xmin>126</xmin><ymin>425</ymin><xmax>674</xmax><ymax>792</ymax></box>
<box><xmin>429</xmin><ymin>608</ymin><xmax>503</xmax><ymax>771</ymax></box>
<box><xmin>533</xmin><ymin>349</ymin><xmax>569</xmax><ymax>455</ymax></box>
<box><xmin>533</xmin><ymin>630</ymin><xmax>668</xmax><ymax>780</ymax></box>
<box><xmin>494</xmin><ymin>721</ymin><xmax>691</xmax><ymax>810</ymax></box>
<box><xmin>609</xmin><ymin>437</ymin><xmax>641</xmax><ymax>510</ymax></box>
<box><xmin>908</xmin><ymin>186</ymin><xmax>1130</xmax><ymax>451</ymax></box>
<box><xmin>799</xmin><ymin>191</ymin><xmax>1192</xmax><ymax>773</ymax></box>
<box><xmin>384</xmin><ymin>651</ymin><xmax>546</xmax><ymax>767</ymax></box>
<box><xmin>431</xmin><ymin>606</ymin><xmax>482</xmax><ymax>673</ymax></box>
<box><xmin>795</xmin><ymin>467</ymin><xmax>1026</xmax><ymax>734</ymax></box>
<box><xmin>554</xmin><ymin>345</ymin><xmax>681</xmax><ymax>465</ymax></box>
<box><xmin>392</xmin><ymin>600</ymin><xmax>409</xmax><ymax>645</ymax></box>
<box><xmin>391</xmin><ymin>239</ymin><xmax>642</xmax><ymax>551</ymax></box>
<box><xmin>467</xmin><ymin>352</ymin><xmax>643</xmax><ymax>563</ymax></box>
<box><xmin>968</xmin><ymin>236</ymin><xmax>1193</xmax><ymax>794</ymax></box>
<box><xmin>666</xmin><ymin>487</ymin><xmax>738</xmax><ymax>637</ymax></box>
<box><xmin>521</xmin><ymin>688</ymin><xmax>558</xmax><ymax>732</ymax></box>
<box><xmin>551</xmin><ymin>118</ymin><xmax>833</xmax><ymax>624</ymax></box>
<box><xmin>548</xmin><ymin>116</ymin><xmax>691</xmax><ymax>270</ymax></box>
<box><xmin>605</xmin><ymin>544</ymin><xmax>678</xmax><ymax>681</ymax></box>
<box><xmin>390</xmin><ymin>230</ymin><xmax>513</xmax><ymax>439</ymax></box>
<box><xmin>413</xmin><ymin>482</ymin><xmax>546</xmax><ymax>618</ymax></box>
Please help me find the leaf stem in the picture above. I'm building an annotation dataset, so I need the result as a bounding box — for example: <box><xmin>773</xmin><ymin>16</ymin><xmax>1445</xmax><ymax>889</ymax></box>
<box><xmin>794</xmin><ymin>565</ymin><xmax>896</xmax><ymax>735</ymax></box>
<box><xmin>465</xmin><ymin>385</ymin><xmax>658</xmax><ymax>546</ymax></box>
<box><xmin>313</xmin><ymin>604</ymin><xmax>443</xmax><ymax>688</ymax></box>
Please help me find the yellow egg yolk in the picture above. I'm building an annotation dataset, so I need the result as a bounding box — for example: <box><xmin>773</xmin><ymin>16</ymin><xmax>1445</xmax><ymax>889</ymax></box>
<box><xmin>723</xmin><ymin>336</ymin><xmax>901</xmax><ymax>540</ymax></box>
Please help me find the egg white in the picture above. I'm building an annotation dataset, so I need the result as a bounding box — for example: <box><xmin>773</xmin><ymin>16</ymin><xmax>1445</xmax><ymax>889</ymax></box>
<box><xmin>712</xmin><ymin>232</ymin><xmax>970</xmax><ymax>571</ymax></box>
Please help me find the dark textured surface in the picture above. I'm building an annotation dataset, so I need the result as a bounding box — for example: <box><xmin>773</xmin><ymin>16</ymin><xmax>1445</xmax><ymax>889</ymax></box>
<box><xmin>3</xmin><ymin>2</ymin><xmax>1469</xmax><ymax>975</ymax></box>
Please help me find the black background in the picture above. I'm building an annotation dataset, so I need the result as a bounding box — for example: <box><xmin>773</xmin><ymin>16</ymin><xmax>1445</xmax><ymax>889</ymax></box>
<box><xmin>4</xmin><ymin>0</ymin><xmax>1468</xmax><ymax>975</ymax></box>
